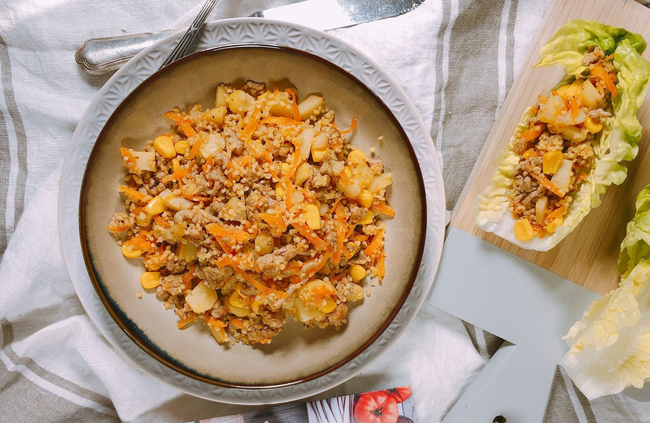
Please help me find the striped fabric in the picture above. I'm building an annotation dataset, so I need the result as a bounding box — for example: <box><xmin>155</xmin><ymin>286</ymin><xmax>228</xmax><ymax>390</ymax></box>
<box><xmin>1</xmin><ymin>0</ymin><xmax>648</xmax><ymax>422</ymax></box>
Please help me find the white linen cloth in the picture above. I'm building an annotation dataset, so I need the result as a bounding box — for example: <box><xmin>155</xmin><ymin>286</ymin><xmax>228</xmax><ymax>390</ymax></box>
<box><xmin>1</xmin><ymin>0</ymin><xmax>649</xmax><ymax>422</ymax></box>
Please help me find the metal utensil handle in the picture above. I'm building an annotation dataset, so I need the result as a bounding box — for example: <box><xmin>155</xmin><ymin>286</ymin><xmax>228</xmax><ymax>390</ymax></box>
<box><xmin>75</xmin><ymin>31</ymin><xmax>178</xmax><ymax>75</ymax></box>
<box><xmin>160</xmin><ymin>0</ymin><xmax>219</xmax><ymax>68</ymax></box>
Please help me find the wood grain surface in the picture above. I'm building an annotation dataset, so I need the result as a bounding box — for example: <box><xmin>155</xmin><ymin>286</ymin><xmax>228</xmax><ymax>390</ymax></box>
<box><xmin>451</xmin><ymin>0</ymin><xmax>650</xmax><ymax>295</ymax></box>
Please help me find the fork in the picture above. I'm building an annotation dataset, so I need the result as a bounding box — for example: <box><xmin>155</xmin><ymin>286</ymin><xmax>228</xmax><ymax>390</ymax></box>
<box><xmin>160</xmin><ymin>0</ymin><xmax>219</xmax><ymax>68</ymax></box>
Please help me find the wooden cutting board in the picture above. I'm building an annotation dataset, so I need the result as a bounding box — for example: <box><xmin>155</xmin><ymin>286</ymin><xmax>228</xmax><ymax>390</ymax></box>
<box><xmin>451</xmin><ymin>0</ymin><xmax>650</xmax><ymax>295</ymax></box>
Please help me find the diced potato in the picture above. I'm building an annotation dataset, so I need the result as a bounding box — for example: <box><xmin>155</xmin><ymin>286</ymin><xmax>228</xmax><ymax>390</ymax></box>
<box><xmin>368</xmin><ymin>173</ymin><xmax>393</xmax><ymax>192</ymax></box>
<box><xmin>268</xmin><ymin>92</ymin><xmax>293</xmax><ymax>117</ymax></box>
<box><xmin>132</xmin><ymin>151</ymin><xmax>156</xmax><ymax>172</ymax></box>
<box><xmin>580</xmin><ymin>79</ymin><xmax>602</xmax><ymax>108</ymax></box>
<box><xmin>182</xmin><ymin>240</ymin><xmax>199</xmax><ymax>262</ymax></box>
<box><xmin>535</xmin><ymin>196</ymin><xmax>548</xmax><ymax>224</ymax></box>
<box><xmin>198</xmin><ymin>133</ymin><xmax>225</xmax><ymax>160</ymax></box>
<box><xmin>514</xmin><ymin>219</ymin><xmax>534</xmax><ymax>241</ymax></box>
<box><xmin>337</xmin><ymin>179</ymin><xmax>362</xmax><ymax>198</ymax></box>
<box><xmin>185</xmin><ymin>282</ymin><xmax>218</xmax><ymax>314</ymax></box>
<box><xmin>558</xmin><ymin>125</ymin><xmax>587</xmax><ymax>143</ymax></box>
<box><xmin>295</xmin><ymin>162</ymin><xmax>311</xmax><ymax>186</ymax></box>
<box><xmin>311</xmin><ymin>147</ymin><xmax>326</xmax><ymax>162</ymax></box>
<box><xmin>215</xmin><ymin>85</ymin><xmax>227</xmax><ymax>108</ymax></box>
<box><xmin>299</xmin><ymin>279</ymin><xmax>336</xmax><ymax>309</ymax></box>
<box><xmin>293</xmin><ymin>297</ymin><xmax>325</xmax><ymax>323</ymax></box>
<box><xmin>537</xmin><ymin>95</ymin><xmax>567</xmax><ymax>124</ymax></box>
<box><xmin>298</xmin><ymin>128</ymin><xmax>315</xmax><ymax>160</ymax></box>
<box><xmin>551</xmin><ymin>159</ymin><xmax>573</xmax><ymax>193</ymax></box>
<box><xmin>208</xmin><ymin>325</ymin><xmax>227</xmax><ymax>344</ymax></box>
<box><xmin>312</xmin><ymin>132</ymin><xmax>328</xmax><ymax>149</ymax></box>
<box><xmin>298</xmin><ymin>95</ymin><xmax>324</xmax><ymax>120</ymax></box>
<box><xmin>352</xmin><ymin>162</ymin><xmax>375</xmax><ymax>188</ymax></box>
<box><xmin>543</xmin><ymin>151</ymin><xmax>564</xmax><ymax>175</ymax></box>
<box><xmin>160</xmin><ymin>189</ymin><xmax>194</xmax><ymax>211</ymax></box>
<box><xmin>302</xmin><ymin>204</ymin><xmax>321</xmax><ymax>230</ymax></box>
<box><xmin>205</xmin><ymin>107</ymin><xmax>226</xmax><ymax>127</ymax></box>
<box><xmin>348</xmin><ymin>283</ymin><xmax>365</xmax><ymax>302</ymax></box>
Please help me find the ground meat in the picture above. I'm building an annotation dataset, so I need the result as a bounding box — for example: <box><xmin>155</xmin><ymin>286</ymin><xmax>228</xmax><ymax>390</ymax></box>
<box><xmin>582</xmin><ymin>47</ymin><xmax>604</xmax><ymax>66</ymax></box>
<box><xmin>160</xmin><ymin>275</ymin><xmax>187</xmax><ymax>296</ymax></box>
<box><xmin>588</xmin><ymin>109</ymin><xmax>612</xmax><ymax>121</ymax></box>
<box><xmin>241</xmin><ymin>80</ymin><xmax>266</xmax><ymax>97</ymax></box>
<box><xmin>195</xmin><ymin>265</ymin><xmax>234</xmax><ymax>289</ymax></box>
<box><xmin>256</xmin><ymin>244</ymin><xmax>300</xmax><ymax>275</ymax></box>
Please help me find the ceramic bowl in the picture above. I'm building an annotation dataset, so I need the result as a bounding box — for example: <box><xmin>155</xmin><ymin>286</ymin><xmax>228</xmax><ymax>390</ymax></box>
<box><xmin>80</xmin><ymin>44</ymin><xmax>426</xmax><ymax>388</ymax></box>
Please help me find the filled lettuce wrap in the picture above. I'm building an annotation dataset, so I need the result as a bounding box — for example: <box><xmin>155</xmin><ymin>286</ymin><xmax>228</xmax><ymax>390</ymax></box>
<box><xmin>562</xmin><ymin>184</ymin><xmax>650</xmax><ymax>399</ymax></box>
<box><xmin>475</xmin><ymin>20</ymin><xmax>650</xmax><ymax>251</ymax></box>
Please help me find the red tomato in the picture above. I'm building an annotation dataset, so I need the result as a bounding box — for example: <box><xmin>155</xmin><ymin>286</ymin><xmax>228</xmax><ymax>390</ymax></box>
<box><xmin>353</xmin><ymin>391</ymin><xmax>399</xmax><ymax>423</ymax></box>
<box><xmin>386</xmin><ymin>386</ymin><xmax>412</xmax><ymax>404</ymax></box>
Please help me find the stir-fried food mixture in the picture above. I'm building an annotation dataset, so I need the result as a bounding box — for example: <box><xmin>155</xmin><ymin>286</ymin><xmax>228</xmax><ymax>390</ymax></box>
<box><xmin>108</xmin><ymin>81</ymin><xmax>395</xmax><ymax>345</ymax></box>
<box><xmin>510</xmin><ymin>47</ymin><xmax>615</xmax><ymax>241</ymax></box>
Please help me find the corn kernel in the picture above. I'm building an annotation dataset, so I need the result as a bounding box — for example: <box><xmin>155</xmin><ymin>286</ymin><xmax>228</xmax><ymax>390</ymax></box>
<box><xmin>320</xmin><ymin>297</ymin><xmax>338</xmax><ymax>314</ymax></box>
<box><xmin>153</xmin><ymin>136</ymin><xmax>176</xmax><ymax>159</ymax></box>
<box><xmin>295</xmin><ymin>163</ymin><xmax>311</xmax><ymax>186</ymax></box>
<box><xmin>311</xmin><ymin>147</ymin><xmax>326</xmax><ymax>162</ymax></box>
<box><xmin>251</xmin><ymin>298</ymin><xmax>264</xmax><ymax>314</ymax></box>
<box><xmin>280</xmin><ymin>163</ymin><xmax>291</xmax><ymax>176</ymax></box>
<box><xmin>141</xmin><ymin>271</ymin><xmax>161</xmax><ymax>289</ymax></box>
<box><xmin>229</xmin><ymin>291</ymin><xmax>248</xmax><ymax>308</ymax></box>
<box><xmin>523</xmin><ymin>149</ymin><xmax>536</xmax><ymax>160</ymax></box>
<box><xmin>172</xmin><ymin>158</ymin><xmax>181</xmax><ymax>173</ymax></box>
<box><xmin>514</xmin><ymin>219</ymin><xmax>534</xmax><ymax>241</ymax></box>
<box><xmin>347</xmin><ymin>149</ymin><xmax>365</xmax><ymax>166</ymax></box>
<box><xmin>223</xmin><ymin>296</ymin><xmax>250</xmax><ymax>317</ymax></box>
<box><xmin>584</xmin><ymin>116</ymin><xmax>603</xmax><ymax>134</ymax></box>
<box><xmin>121</xmin><ymin>243</ymin><xmax>143</xmax><ymax>258</ymax></box>
<box><xmin>546</xmin><ymin>217</ymin><xmax>563</xmax><ymax>234</ymax></box>
<box><xmin>543</xmin><ymin>151</ymin><xmax>564</xmax><ymax>175</ymax></box>
<box><xmin>359</xmin><ymin>210</ymin><xmax>374</xmax><ymax>225</ymax></box>
<box><xmin>255</xmin><ymin>232</ymin><xmax>274</xmax><ymax>255</ymax></box>
<box><xmin>303</xmin><ymin>204</ymin><xmax>321</xmax><ymax>230</ymax></box>
<box><xmin>343</xmin><ymin>167</ymin><xmax>352</xmax><ymax>178</ymax></box>
<box><xmin>145</xmin><ymin>196</ymin><xmax>167</xmax><ymax>216</ymax></box>
<box><xmin>358</xmin><ymin>190</ymin><xmax>373</xmax><ymax>208</ymax></box>
<box><xmin>175</xmin><ymin>140</ymin><xmax>190</xmax><ymax>155</ymax></box>
<box><xmin>135</xmin><ymin>212</ymin><xmax>151</xmax><ymax>227</ymax></box>
<box><xmin>349</xmin><ymin>264</ymin><xmax>367</xmax><ymax>282</ymax></box>
<box><xmin>275</xmin><ymin>183</ymin><xmax>286</xmax><ymax>200</ymax></box>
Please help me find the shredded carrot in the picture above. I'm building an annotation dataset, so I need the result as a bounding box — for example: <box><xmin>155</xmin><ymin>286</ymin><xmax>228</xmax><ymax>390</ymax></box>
<box><xmin>377</xmin><ymin>253</ymin><xmax>385</xmax><ymax>281</ymax></box>
<box><xmin>152</xmin><ymin>215</ymin><xmax>170</xmax><ymax>227</ymax></box>
<box><xmin>286</xmin><ymin>88</ymin><xmax>301</xmax><ymax>121</ymax></box>
<box><xmin>230</xmin><ymin>318</ymin><xmax>245</xmax><ymax>329</ymax></box>
<box><xmin>215</xmin><ymin>255</ymin><xmax>238</xmax><ymax>268</ymax></box>
<box><xmin>591</xmin><ymin>63</ymin><xmax>617</xmax><ymax>98</ymax></box>
<box><xmin>260</xmin><ymin>212</ymin><xmax>288</xmax><ymax>233</ymax></box>
<box><xmin>352</xmin><ymin>234</ymin><xmax>369</xmax><ymax>242</ymax></box>
<box><xmin>364</xmin><ymin>230</ymin><xmax>384</xmax><ymax>258</ymax></box>
<box><xmin>187</xmin><ymin>137</ymin><xmax>203</xmax><ymax>160</ymax></box>
<box><xmin>370</xmin><ymin>202</ymin><xmax>396</xmax><ymax>219</ymax></box>
<box><xmin>206</xmin><ymin>223</ymin><xmax>251</xmax><ymax>243</ymax></box>
<box><xmin>205</xmin><ymin>318</ymin><xmax>227</xmax><ymax>328</ymax></box>
<box><xmin>291</xmin><ymin>222</ymin><xmax>328</xmax><ymax>250</ymax></box>
<box><xmin>340</xmin><ymin>117</ymin><xmax>357</xmax><ymax>135</ymax></box>
<box><xmin>202</xmin><ymin>156</ymin><xmax>214</xmax><ymax>174</ymax></box>
<box><xmin>518</xmin><ymin>123</ymin><xmax>545</xmax><ymax>142</ymax></box>
<box><xmin>165</xmin><ymin>111</ymin><xmax>197</xmax><ymax>138</ymax></box>
<box><xmin>162</xmin><ymin>167</ymin><xmax>191</xmax><ymax>183</ymax></box>
<box><xmin>120</xmin><ymin>147</ymin><xmax>137</xmax><ymax>169</ymax></box>
<box><xmin>538</xmin><ymin>95</ymin><xmax>548</xmax><ymax>104</ymax></box>
<box><xmin>177</xmin><ymin>317</ymin><xmax>195</xmax><ymax>329</ymax></box>
<box><xmin>118</xmin><ymin>185</ymin><xmax>146</xmax><ymax>201</ymax></box>
<box><xmin>332</xmin><ymin>203</ymin><xmax>348</xmax><ymax>265</ymax></box>
<box><xmin>260</xmin><ymin>116</ymin><xmax>302</xmax><ymax>126</ymax></box>
<box><xmin>242</xmin><ymin>114</ymin><xmax>260</xmax><ymax>140</ymax></box>
<box><xmin>341</xmin><ymin>244</ymin><xmax>353</xmax><ymax>260</ymax></box>
<box><xmin>233</xmin><ymin>267</ymin><xmax>289</xmax><ymax>299</ymax></box>
<box><xmin>285</xmin><ymin>179</ymin><xmax>295</xmax><ymax>210</ymax></box>
<box><xmin>328</xmin><ymin>196</ymin><xmax>350</xmax><ymax>214</ymax></box>
<box><xmin>291</xmin><ymin>247</ymin><xmax>333</xmax><ymax>284</ymax></box>
<box><xmin>215</xmin><ymin>238</ymin><xmax>234</xmax><ymax>255</ymax></box>
<box><xmin>182</xmin><ymin>265</ymin><xmax>195</xmax><ymax>287</ymax></box>
<box><xmin>179</xmin><ymin>179</ymin><xmax>212</xmax><ymax>203</ymax></box>
<box><xmin>569</xmin><ymin>96</ymin><xmax>582</xmax><ymax>119</ymax></box>
<box><xmin>531</xmin><ymin>173</ymin><xmax>565</xmax><ymax>197</ymax></box>
<box><xmin>107</xmin><ymin>224</ymin><xmax>132</xmax><ymax>233</ymax></box>
<box><xmin>546</xmin><ymin>205</ymin><xmax>568</xmax><ymax>221</ymax></box>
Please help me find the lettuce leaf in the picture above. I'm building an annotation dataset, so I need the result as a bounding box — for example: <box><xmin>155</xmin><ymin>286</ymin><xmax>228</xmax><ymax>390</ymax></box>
<box><xmin>475</xmin><ymin>20</ymin><xmax>650</xmax><ymax>251</ymax></box>
<box><xmin>534</xmin><ymin>19</ymin><xmax>646</xmax><ymax>77</ymax></box>
<box><xmin>563</xmin><ymin>185</ymin><xmax>650</xmax><ymax>399</ymax></box>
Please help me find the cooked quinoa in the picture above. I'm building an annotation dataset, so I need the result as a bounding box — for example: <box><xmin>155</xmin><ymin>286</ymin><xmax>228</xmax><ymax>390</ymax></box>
<box><xmin>108</xmin><ymin>81</ymin><xmax>395</xmax><ymax>346</ymax></box>
<box><xmin>509</xmin><ymin>46</ymin><xmax>615</xmax><ymax>241</ymax></box>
